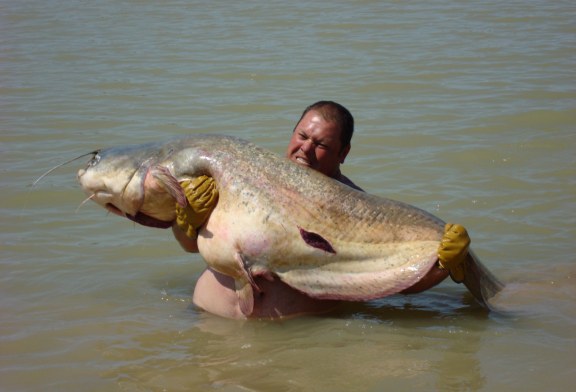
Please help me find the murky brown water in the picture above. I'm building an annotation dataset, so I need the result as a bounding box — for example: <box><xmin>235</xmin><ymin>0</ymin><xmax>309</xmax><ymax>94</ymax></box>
<box><xmin>2</xmin><ymin>1</ymin><xmax>575</xmax><ymax>391</ymax></box>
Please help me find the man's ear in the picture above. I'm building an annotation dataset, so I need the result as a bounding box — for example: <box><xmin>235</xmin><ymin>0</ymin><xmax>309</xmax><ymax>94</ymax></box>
<box><xmin>340</xmin><ymin>144</ymin><xmax>351</xmax><ymax>164</ymax></box>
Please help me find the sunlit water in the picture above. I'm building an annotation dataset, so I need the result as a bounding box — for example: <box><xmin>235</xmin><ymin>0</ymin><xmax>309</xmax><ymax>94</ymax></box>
<box><xmin>1</xmin><ymin>1</ymin><xmax>575</xmax><ymax>391</ymax></box>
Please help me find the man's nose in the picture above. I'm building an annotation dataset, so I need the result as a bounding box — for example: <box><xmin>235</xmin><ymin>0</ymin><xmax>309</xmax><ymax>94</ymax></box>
<box><xmin>300</xmin><ymin>139</ymin><xmax>314</xmax><ymax>153</ymax></box>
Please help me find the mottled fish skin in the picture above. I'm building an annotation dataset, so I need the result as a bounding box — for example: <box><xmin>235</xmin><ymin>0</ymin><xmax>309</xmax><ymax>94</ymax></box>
<box><xmin>78</xmin><ymin>135</ymin><xmax>445</xmax><ymax>303</ymax></box>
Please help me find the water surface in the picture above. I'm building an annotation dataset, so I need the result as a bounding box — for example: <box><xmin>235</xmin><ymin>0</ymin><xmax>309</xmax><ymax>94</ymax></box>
<box><xmin>2</xmin><ymin>1</ymin><xmax>575</xmax><ymax>391</ymax></box>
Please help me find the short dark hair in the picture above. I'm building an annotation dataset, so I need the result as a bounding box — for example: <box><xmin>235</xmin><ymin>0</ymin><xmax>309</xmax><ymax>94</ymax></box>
<box><xmin>295</xmin><ymin>101</ymin><xmax>354</xmax><ymax>152</ymax></box>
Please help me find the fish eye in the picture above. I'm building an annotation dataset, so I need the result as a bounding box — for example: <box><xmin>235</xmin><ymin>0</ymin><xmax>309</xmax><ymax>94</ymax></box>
<box><xmin>87</xmin><ymin>154</ymin><xmax>101</xmax><ymax>168</ymax></box>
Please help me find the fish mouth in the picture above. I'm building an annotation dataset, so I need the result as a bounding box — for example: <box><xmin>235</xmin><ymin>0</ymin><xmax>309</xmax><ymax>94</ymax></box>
<box><xmin>105</xmin><ymin>203</ymin><xmax>125</xmax><ymax>217</ymax></box>
<box><xmin>106</xmin><ymin>203</ymin><xmax>173</xmax><ymax>229</ymax></box>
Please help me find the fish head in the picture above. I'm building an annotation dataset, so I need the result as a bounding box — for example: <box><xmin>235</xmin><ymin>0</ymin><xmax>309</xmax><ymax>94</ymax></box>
<box><xmin>77</xmin><ymin>143</ymin><xmax>180</xmax><ymax>228</ymax></box>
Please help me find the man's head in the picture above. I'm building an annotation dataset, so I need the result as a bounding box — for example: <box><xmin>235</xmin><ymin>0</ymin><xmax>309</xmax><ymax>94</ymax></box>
<box><xmin>286</xmin><ymin>101</ymin><xmax>354</xmax><ymax>178</ymax></box>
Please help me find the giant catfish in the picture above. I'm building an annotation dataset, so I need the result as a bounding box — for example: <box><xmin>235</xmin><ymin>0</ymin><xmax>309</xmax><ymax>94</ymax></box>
<box><xmin>76</xmin><ymin>135</ymin><xmax>503</xmax><ymax>314</ymax></box>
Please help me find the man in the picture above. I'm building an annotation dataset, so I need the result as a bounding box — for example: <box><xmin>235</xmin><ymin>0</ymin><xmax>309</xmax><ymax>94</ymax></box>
<box><xmin>173</xmin><ymin>101</ymin><xmax>464</xmax><ymax>319</ymax></box>
<box><xmin>285</xmin><ymin>101</ymin><xmax>363</xmax><ymax>191</ymax></box>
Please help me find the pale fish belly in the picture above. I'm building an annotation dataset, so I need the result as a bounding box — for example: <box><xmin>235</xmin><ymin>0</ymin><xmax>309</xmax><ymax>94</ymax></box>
<box><xmin>197</xmin><ymin>196</ymin><xmax>440</xmax><ymax>301</ymax></box>
<box><xmin>276</xmin><ymin>241</ymin><xmax>440</xmax><ymax>300</ymax></box>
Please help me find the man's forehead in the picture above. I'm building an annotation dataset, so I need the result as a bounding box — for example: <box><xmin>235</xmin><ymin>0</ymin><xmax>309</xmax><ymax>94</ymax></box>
<box><xmin>298</xmin><ymin>112</ymin><xmax>342</xmax><ymax>138</ymax></box>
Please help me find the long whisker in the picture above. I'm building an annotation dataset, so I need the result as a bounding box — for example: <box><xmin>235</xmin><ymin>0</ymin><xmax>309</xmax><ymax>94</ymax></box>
<box><xmin>31</xmin><ymin>150</ymin><xmax>100</xmax><ymax>187</ymax></box>
<box><xmin>75</xmin><ymin>194</ymin><xmax>96</xmax><ymax>213</ymax></box>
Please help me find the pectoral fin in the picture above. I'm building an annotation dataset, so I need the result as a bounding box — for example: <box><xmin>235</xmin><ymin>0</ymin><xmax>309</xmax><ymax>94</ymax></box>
<box><xmin>233</xmin><ymin>252</ymin><xmax>261</xmax><ymax>317</ymax></box>
<box><xmin>236</xmin><ymin>280</ymin><xmax>255</xmax><ymax>316</ymax></box>
<box><xmin>149</xmin><ymin>165</ymin><xmax>187</xmax><ymax>207</ymax></box>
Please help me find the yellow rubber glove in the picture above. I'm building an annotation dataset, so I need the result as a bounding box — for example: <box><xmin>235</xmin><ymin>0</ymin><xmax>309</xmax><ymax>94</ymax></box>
<box><xmin>175</xmin><ymin>175</ymin><xmax>219</xmax><ymax>238</ymax></box>
<box><xmin>438</xmin><ymin>223</ymin><xmax>471</xmax><ymax>283</ymax></box>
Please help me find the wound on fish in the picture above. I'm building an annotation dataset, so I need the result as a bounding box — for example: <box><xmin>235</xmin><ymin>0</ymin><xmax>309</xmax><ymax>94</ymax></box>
<box><xmin>298</xmin><ymin>227</ymin><xmax>336</xmax><ymax>254</ymax></box>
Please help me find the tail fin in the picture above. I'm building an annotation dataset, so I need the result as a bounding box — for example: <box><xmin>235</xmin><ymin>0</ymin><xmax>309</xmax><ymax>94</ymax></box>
<box><xmin>462</xmin><ymin>249</ymin><xmax>504</xmax><ymax>310</ymax></box>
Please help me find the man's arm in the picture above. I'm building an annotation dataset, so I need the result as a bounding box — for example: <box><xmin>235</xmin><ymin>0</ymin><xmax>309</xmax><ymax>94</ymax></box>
<box><xmin>172</xmin><ymin>224</ymin><xmax>199</xmax><ymax>253</ymax></box>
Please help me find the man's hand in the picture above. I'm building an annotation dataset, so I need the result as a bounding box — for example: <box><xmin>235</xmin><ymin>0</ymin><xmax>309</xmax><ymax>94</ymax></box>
<box><xmin>175</xmin><ymin>175</ymin><xmax>219</xmax><ymax>238</ymax></box>
<box><xmin>438</xmin><ymin>223</ymin><xmax>471</xmax><ymax>283</ymax></box>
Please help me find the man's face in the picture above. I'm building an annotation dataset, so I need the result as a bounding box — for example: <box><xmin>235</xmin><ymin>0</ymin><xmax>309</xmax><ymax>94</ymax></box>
<box><xmin>286</xmin><ymin>110</ymin><xmax>350</xmax><ymax>178</ymax></box>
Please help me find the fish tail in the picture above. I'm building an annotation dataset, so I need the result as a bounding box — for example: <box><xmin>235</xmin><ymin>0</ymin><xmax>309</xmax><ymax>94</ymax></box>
<box><xmin>462</xmin><ymin>250</ymin><xmax>505</xmax><ymax>310</ymax></box>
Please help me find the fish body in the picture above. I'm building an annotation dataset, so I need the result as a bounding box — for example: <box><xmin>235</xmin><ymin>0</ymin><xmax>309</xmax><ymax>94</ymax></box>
<box><xmin>78</xmin><ymin>135</ymin><xmax>501</xmax><ymax>311</ymax></box>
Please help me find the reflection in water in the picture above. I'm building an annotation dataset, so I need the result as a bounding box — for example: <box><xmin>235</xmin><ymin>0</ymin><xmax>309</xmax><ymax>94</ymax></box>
<box><xmin>177</xmin><ymin>289</ymin><xmax>493</xmax><ymax>391</ymax></box>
